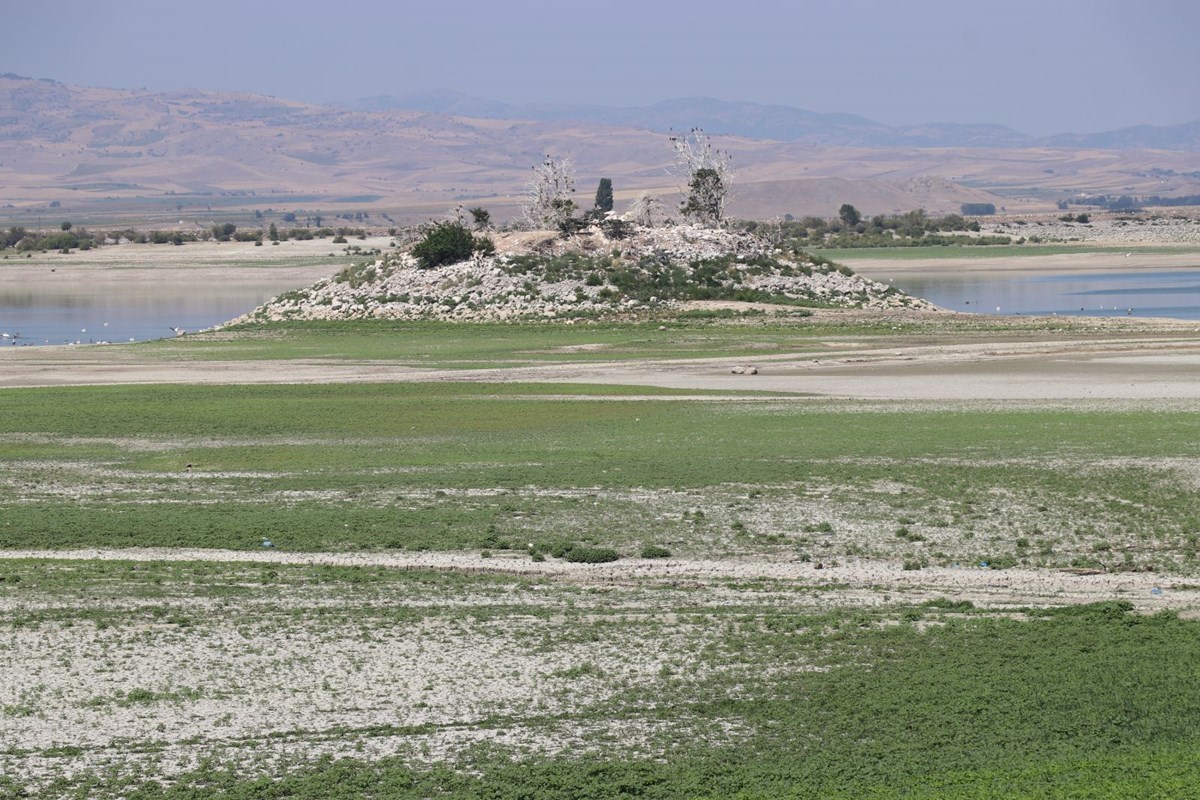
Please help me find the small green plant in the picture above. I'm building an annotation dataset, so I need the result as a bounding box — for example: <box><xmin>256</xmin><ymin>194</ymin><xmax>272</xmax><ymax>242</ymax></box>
<box><xmin>124</xmin><ymin>688</ymin><xmax>158</xmax><ymax>704</ymax></box>
<box><xmin>640</xmin><ymin>544</ymin><xmax>671</xmax><ymax>559</ymax></box>
<box><xmin>923</xmin><ymin>598</ymin><xmax>975</xmax><ymax>611</ymax></box>
<box><xmin>545</xmin><ymin>540</ymin><xmax>577</xmax><ymax>559</ymax></box>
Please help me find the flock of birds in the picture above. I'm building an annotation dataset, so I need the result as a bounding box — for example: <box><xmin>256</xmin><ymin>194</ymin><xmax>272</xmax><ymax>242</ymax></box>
<box><xmin>0</xmin><ymin>325</ymin><xmax>185</xmax><ymax>346</ymax></box>
<box><xmin>960</xmin><ymin>302</ymin><xmax>1134</xmax><ymax>315</ymax></box>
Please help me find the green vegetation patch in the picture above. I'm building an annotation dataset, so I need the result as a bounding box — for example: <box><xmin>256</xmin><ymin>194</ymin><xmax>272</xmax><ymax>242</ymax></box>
<box><xmin>3</xmin><ymin>382</ymin><xmax>1200</xmax><ymax>566</ymax></box>
<box><xmin>149</xmin><ymin>319</ymin><xmax>836</xmax><ymax>365</ymax></box>
<box><xmin>147</xmin><ymin>315</ymin><xmax>1146</xmax><ymax>366</ymax></box>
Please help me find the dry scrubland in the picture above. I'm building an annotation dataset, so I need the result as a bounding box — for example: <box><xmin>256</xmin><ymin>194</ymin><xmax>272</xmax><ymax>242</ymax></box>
<box><xmin>984</xmin><ymin>214</ymin><xmax>1200</xmax><ymax>247</ymax></box>
<box><xmin>4</xmin><ymin>225</ymin><xmax>1200</xmax><ymax>797</ymax></box>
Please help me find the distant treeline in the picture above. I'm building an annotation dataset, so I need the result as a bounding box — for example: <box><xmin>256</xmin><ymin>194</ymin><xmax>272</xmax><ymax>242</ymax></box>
<box><xmin>1</xmin><ymin>225</ymin><xmax>98</xmax><ymax>252</ymax></box>
<box><xmin>0</xmin><ymin>223</ymin><xmax>371</xmax><ymax>253</ymax></box>
<box><xmin>1067</xmin><ymin>195</ymin><xmax>1200</xmax><ymax>211</ymax></box>
<box><xmin>741</xmin><ymin>208</ymin><xmax>1012</xmax><ymax>249</ymax></box>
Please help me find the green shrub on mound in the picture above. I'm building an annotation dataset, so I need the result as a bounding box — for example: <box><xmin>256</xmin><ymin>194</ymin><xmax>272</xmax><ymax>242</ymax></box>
<box><xmin>411</xmin><ymin>221</ymin><xmax>495</xmax><ymax>269</ymax></box>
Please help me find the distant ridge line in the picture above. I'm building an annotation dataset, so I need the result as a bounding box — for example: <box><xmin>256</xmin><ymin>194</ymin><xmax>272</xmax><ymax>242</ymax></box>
<box><xmin>349</xmin><ymin>90</ymin><xmax>1200</xmax><ymax>151</ymax></box>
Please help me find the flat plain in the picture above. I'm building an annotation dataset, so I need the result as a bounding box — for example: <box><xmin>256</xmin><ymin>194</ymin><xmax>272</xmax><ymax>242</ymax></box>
<box><xmin>4</xmin><ymin>243</ymin><xmax>1200</xmax><ymax>798</ymax></box>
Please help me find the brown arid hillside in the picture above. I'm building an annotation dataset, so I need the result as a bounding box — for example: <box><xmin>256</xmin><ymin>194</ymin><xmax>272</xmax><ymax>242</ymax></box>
<box><xmin>3</xmin><ymin>76</ymin><xmax>1200</xmax><ymax>224</ymax></box>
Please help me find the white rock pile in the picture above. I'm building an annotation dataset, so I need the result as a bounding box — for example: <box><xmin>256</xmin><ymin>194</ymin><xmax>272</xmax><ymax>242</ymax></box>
<box><xmin>228</xmin><ymin>223</ymin><xmax>937</xmax><ymax>326</ymax></box>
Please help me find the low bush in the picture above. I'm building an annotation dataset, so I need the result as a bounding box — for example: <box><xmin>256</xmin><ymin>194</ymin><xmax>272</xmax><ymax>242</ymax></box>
<box><xmin>563</xmin><ymin>545</ymin><xmax>619</xmax><ymax>563</ymax></box>
<box><xmin>411</xmin><ymin>221</ymin><xmax>494</xmax><ymax>269</ymax></box>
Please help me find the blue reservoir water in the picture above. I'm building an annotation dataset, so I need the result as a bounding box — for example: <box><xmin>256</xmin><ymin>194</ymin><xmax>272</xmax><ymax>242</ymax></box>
<box><xmin>5</xmin><ymin>264</ymin><xmax>1200</xmax><ymax>348</ymax></box>
<box><xmin>0</xmin><ymin>284</ymin><xmax>292</xmax><ymax>347</ymax></box>
<box><xmin>0</xmin><ymin>272</ymin><xmax>325</xmax><ymax>347</ymax></box>
<box><xmin>881</xmin><ymin>268</ymin><xmax>1200</xmax><ymax>320</ymax></box>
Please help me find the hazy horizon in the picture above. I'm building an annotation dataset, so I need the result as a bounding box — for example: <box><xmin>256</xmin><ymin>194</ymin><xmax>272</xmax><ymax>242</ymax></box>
<box><xmin>7</xmin><ymin>0</ymin><xmax>1199</xmax><ymax>137</ymax></box>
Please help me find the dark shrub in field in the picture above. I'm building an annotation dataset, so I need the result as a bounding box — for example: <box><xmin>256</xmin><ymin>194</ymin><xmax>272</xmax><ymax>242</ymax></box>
<box><xmin>563</xmin><ymin>546</ymin><xmax>619</xmax><ymax>563</ymax></box>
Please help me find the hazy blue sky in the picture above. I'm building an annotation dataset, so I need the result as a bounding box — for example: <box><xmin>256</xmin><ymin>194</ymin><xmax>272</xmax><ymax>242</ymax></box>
<box><xmin>7</xmin><ymin>0</ymin><xmax>1198</xmax><ymax>135</ymax></box>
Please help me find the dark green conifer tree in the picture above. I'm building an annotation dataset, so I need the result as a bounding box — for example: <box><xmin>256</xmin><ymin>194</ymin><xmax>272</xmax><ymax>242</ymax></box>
<box><xmin>594</xmin><ymin>178</ymin><xmax>614</xmax><ymax>213</ymax></box>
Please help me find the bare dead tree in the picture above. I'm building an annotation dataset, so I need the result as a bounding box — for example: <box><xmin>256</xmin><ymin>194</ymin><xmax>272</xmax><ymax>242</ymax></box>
<box><xmin>627</xmin><ymin>193</ymin><xmax>667</xmax><ymax>228</ymax></box>
<box><xmin>670</xmin><ymin>128</ymin><xmax>733</xmax><ymax>227</ymax></box>
<box><xmin>521</xmin><ymin>155</ymin><xmax>577</xmax><ymax>230</ymax></box>
<box><xmin>758</xmin><ymin>215</ymin><xmax>787</xmax><ymax>247</ymax></box>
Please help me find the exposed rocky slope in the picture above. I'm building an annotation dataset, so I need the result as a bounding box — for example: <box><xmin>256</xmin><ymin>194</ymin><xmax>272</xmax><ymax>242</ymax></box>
<box><xmin>229</xmin><ymin>224</ymin><xmax>938</xmax><ymax>325</ymax></box>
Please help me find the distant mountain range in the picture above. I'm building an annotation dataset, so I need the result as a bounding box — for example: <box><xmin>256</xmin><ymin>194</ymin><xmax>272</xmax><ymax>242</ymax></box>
<box><xmin>353</xmin><ymin>90</ymin><xmax>1200</xmax><ymax>151</ymax></box>
<box><xmin>2</xmin><ymin>74</ymin><xmax>1198</xmax><ymax>221</ymax></box>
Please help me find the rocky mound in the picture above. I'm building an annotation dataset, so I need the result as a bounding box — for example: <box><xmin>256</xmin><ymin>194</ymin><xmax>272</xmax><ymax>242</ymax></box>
<box><xmin>230</xmin><ymin>223</ymin><xmax>938</xmax><ymax>325</ymax></box>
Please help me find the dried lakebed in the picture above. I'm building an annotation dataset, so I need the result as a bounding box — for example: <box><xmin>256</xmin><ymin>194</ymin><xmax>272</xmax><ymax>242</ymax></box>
<box><xmin>3</xmin><ymin>554</ymin><xmax>1197</xmax><ymax>795</ymax></box>
<box><xmin>0</xmin><ymin>559</ymin><xmax>753</xmax><ymax>789</ymax></box>
<box><xmin>5</xmin><ymin>310</ymin><xmax>1200</xmax><ymax>793</ymax></box>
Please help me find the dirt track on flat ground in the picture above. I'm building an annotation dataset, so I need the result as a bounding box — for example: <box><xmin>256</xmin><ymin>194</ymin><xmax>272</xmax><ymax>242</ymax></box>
<box><xmin>3</xmin><ymin>328</ymin><xmax>1200</xmax><ymax>401</ymax></box>
<box><xmin>2</xmin><ymin>547</ymin><xmax>1194</xmax><ymax>613</ymax></box>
